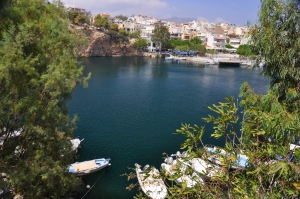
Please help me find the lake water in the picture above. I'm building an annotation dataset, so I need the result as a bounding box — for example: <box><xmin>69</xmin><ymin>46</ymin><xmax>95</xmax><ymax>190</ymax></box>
<box><xmin>69</xmin><ymin>57</ymin><xmax>269</xmax><ymax>199</ymax></box>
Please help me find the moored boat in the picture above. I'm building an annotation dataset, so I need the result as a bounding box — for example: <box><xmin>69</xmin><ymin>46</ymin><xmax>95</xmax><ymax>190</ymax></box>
<box><xmin>206</xmin><ymin>59</ymin><xmax>215</xmax><ymax>65</ymax></box>
<box><xmin>68</xmin><ymin>158</ymin><xmax>111</xmax><ymax>176</ymax></box>
<box><xmin>70</xmin><ymin>137</ymin><xmax>84</xmax><ymax>151</ymax></box>
<box><xmin>205</xmin><ymin>145</ymin><xmax>248</xmax><ymax>170</ymax></box>
<box><xmin>162</xmin><ymin>151</ymin><xmax>220</xmax><ymax>187</ymax></box>
<box><xmin>165</xmin><ymin>55</ymin><xmax>173</xmax><ymax>60</ymax></box>
<box><xmin>161</xmin><ymin>156</ymin><xmax>201</xmax><ymax>187</ymax></box>
<box><xmin>135</xmin><ymin>163</ymin><xmax>168</xmax><ymax>199</ymax></box>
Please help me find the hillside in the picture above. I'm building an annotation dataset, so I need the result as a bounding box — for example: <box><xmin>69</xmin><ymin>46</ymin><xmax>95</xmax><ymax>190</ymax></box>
<box><xmin>78</xmin><ymin>28</ymin><xmax>145</xmax><ymax>57</ymax></box>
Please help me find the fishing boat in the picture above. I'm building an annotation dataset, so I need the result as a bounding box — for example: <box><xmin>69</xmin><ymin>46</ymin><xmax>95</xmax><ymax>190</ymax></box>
<box><xmin>135</xmin><ymin>163</ymin><xmax>168</xmax><ymax>199</ymax></box>
<box><xmin>161</xmin><ymin>156</ymin><xmax>201</xmax><ymax>187</ymax></box>
<box><xmin>161</xmin><ymin>151</ymin><xmax>220</xmax><ymax>187</ymax></box>
<box><xmin>68</xmin><ymin>158</ymin><xmax>111</xmax><ymax>176</ymax></box>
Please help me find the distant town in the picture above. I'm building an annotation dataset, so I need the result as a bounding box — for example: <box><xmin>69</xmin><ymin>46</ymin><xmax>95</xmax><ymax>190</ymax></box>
<box><xmin>65</xmin><ymin>4</ymin><xmax>250</xmax><ymax>53</ymax></box>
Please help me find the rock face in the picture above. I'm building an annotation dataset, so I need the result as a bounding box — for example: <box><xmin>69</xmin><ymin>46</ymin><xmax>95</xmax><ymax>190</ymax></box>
<box><xmin>79</xmin><ymin>29</ymin><xmax>145</xmax><ymax>57</ymax></box>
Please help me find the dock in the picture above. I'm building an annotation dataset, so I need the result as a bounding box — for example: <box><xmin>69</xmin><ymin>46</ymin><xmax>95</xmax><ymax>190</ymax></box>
<box><xmin>218</xmin><ymin>59</ymin><xmax>241</xmax><ymax>66</ymax></box>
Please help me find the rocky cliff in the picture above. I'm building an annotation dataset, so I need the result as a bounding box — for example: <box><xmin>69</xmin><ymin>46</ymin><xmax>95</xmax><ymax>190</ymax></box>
<box><xmin>79</xmin><ymin>29</ymin><xmax>145</xmax><ymax>57</ymax></box>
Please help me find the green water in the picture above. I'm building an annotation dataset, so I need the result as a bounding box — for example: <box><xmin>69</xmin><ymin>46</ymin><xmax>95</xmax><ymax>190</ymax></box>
<box><xmin>69</xmin><ymin>57</ymin><xmax>269</xmax><ymax>199</ymax></box>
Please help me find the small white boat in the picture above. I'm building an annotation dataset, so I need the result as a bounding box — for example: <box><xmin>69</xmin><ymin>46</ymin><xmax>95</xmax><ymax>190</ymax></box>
<box><xmin>206</xmin><ymin>59</ymin><xmax>215</xmax><ymax>65</ymax></box>
<box><xmin>68</xmin><ymin>158</ymin><xmax>111</xmax><ymax>176</ymax></box>
<box><xmin>162</xmin><ymin>151</ymin><xmax>220</xmax><ymax>187</ymax></box>
<box><xmin>161</xmin><ymin>157</ymin><xmax>201</xmax><ymax>187</ymax></box>
<box><xmin>165</xmin><ymin>55</ymin><xmax>173</xmax><ymax>60</ymax></box>
<box><xmin>70</xmin><ymin>137</ymin><xmax>84</xmax><ymax>151</ymax></box>
<box><xmin>135</xmin><ymin>163</ymin><xmax>168</xmax><ymax>199</ymax></box>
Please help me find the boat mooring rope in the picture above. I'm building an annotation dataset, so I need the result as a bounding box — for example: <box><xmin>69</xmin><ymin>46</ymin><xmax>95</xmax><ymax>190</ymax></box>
<box><xmin>81</xmin><ymin>170</ymin><xmax>105</xmax><ymax>199</ymax></box>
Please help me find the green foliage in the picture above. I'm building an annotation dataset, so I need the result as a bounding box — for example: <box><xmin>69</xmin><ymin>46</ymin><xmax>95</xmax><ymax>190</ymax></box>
<box><xmin>118</xmin><ymin>28</ymin><xmax>129</xmax><ymax>36</ymax></box>
<box><xmin>236</xmin><ymin>44</ymin><xmax>253</xmax><ymax>56</ymax></box>
<box><xmin>189</xmin><ymin>37</ymin><xmax>202</xmax><ymax>45</ymax></box>
<box><xmin>250</xmin><ymin>0</ymin><xmax>300</xmax><ymax>112</ymax></box>
<box><xmin>94</xmin><ymin>15</ymin><xmax>109</xmax><ymax>29</ymax></box>
<box><xmin>225</xmin><ymin>44</ymin><xmax>234</xmax><ymax>49</ymax></box>
<box><xmin>151</xmin><ymin>23</ymin><xmax>170</xmax><ymax>52</ymax></box>
<box><xmin>189</xmin><ymin>43</ymin><xmax>206</xmax><ymax>53</ymax></box>
<box><xmin>163</xmin><ymin>87</ymin><xmax>300</xmax><ymax>198</ymax></box>
<box><xmin>115</xmin><ymin>14</ymin><xmax>128</xmax><ymax>21</ymax></box>
<box><xmin>170</xmin><ymin>38</ymin><xmax>205</xmax><ymax>53</ymax></box>
<box><xmin>0</xmin><ymin>0</ymin><xmax>90</xmax><ymax>197</ymax></box>
<box><xmin>74</xmin><ymin>14</ymin><xmax>89</xmax><ymax>25</ymax></box>
<box><xmin>100</xmin><ymin>16</ymin><xmax>109</xmax><ymax>29</ymax></box>
<box><xmin>170</xmin><ymin>39</ymin><xmax>189</xmax><ymax>48</ymax></box>
<box><xmin>175</xmin><ymin>45</ymin><xmax>189</xmax><ymax>51</ymax></box>
<box><xmin>133</xmin><ymin>38</ymin><xmax>147</xmax><ymax>49</ymax></box>
<box><xmin>109</xmin><ymin>23</ymin><xmax>119</xmax><ymax>31</ymax></box>
<box><xmin>68</xmin><ymin>11</ymin><xmax>79</xmax><ymax>24</ymax></box>
<box><xmin>129</xmin><ymin>29</ymin><xmax>141</xmax><ymax>38</ymax></box>
<box><xmin>226</xmin><ymin>37</ymin><xmax>230</xmax><ymax>44</ymax></box>
<box><xmin>93</xmin><ymin>14</ymin><xmax>102</xmax><ymax>28</ymax></box>
<box><xmin>107</xmin><ymin>30</ymin><xmax>129</xmax><ymax>43</ymax></box>
<box><xmin>206</xmin><ymin>49</ymin><xmax>218</xmax><ymax>54</ymax></box>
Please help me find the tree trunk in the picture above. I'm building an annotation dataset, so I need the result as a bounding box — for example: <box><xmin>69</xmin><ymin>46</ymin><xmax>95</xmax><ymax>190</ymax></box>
<box><xmin>159</xmin><ymin>42</ymin><xmax>162</xmax><ymax>54</ymax></box>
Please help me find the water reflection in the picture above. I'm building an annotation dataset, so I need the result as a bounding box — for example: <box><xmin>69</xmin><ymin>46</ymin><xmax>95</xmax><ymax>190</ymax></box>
<box><xmin>79</xmin><ymin>57</ymin><xmax>148</xmax><ymax>78</ymax></box>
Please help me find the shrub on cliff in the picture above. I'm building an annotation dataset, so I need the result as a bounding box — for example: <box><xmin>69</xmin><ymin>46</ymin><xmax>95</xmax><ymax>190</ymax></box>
<box><xmin>107</xmin><ymin>30</ymin><xmax>129</xmax><ymax>43</ymax></box>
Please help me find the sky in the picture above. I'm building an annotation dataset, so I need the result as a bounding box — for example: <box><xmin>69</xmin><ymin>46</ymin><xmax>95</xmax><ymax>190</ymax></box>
<box><xmin>61</xmin><ymin>0</ymin><xmax>261</xmax><ymax>26</ymax></box>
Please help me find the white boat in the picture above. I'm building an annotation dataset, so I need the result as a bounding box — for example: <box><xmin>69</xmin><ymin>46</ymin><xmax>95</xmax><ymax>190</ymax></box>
<box><xmin>165</xmin><ymin>55</ymin><xmax>173</xmax><ymax>60</ymax></box>
<box><xmin>0</xmin><ymin>128</ymin><xmax>23</xmax><ymax>146</ymax></box>
<box><xmin>161</xmin><ymin>151</ymin><xmax>219</xmax><ymax>187</ymax></box>
<box><xmin>70</xmin><ymin>137</ymin><xmax>84</xmax><ymax>151</ymax></box>
<box><xmin>135</xmin><ymin>163</ymin><xmax>168</xmax><ymax>199</ymax></box>
<box><xmin>206</xmin><ymin>59</ymin><xmax>215</xmax><ymax>65</ymax></box>
<box><xmin>68</xmin><ymin>158</ymin><xmax>111</xmax><ymax>176</ymax></box>
<box><xmin>161</xmin><ymin>156</ymin><xmax>201</xmax><ymax>187</ymax></box>
<box><xmin>290</xmin><ymin>143</ymin><xmax>300</xmax><ymax>151</ymax></box>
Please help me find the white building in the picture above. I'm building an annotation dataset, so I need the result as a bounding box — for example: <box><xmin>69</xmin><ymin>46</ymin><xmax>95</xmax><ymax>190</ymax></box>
<box><xmin>229</xmin><ymin>38</ymin><xmax>241</xmax><ymax>48</ymax></box>
<box><xmin>206</xmin><ymin>35</ymin><xmax>226</xmax><ymax>50</ymax></box>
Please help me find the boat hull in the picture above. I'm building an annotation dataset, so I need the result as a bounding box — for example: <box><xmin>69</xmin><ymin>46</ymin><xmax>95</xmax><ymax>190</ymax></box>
<box><xmin>135</xmin><ymin>163</ymin><xmax>168</xmax><ymax>199</ymax></box>
<box><xmin>69</xmin><ymin>158</ymin><xmax>111</xmax><ymax>176</ymax></box>
<box><xmin>74</xmin><ymin>164</ymin><xmax>109</xmax><ymax>176</ymax></box>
